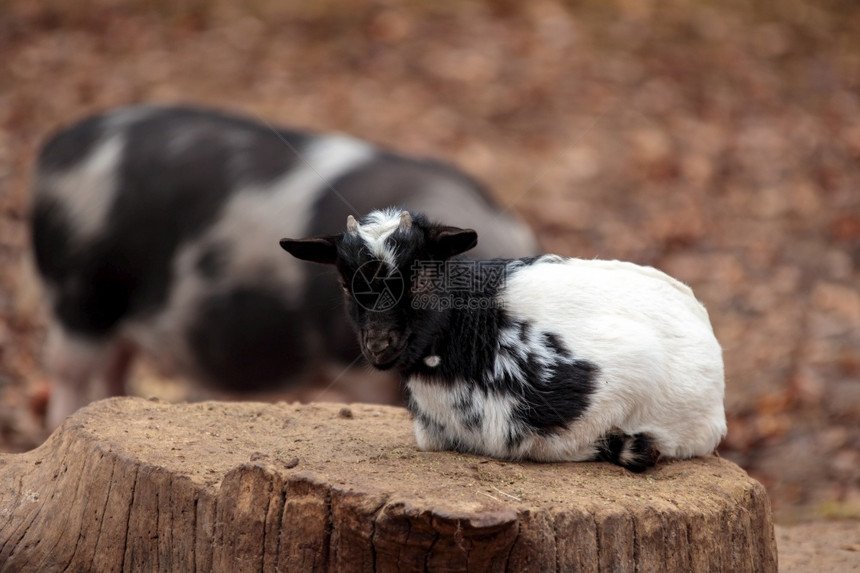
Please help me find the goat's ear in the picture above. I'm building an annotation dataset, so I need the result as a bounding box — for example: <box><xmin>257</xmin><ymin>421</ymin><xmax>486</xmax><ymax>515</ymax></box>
<box><xmin>427</xmin><ymin>226</ymin><xmax>478</xmax><ymax>259</ymax></box>
<box><xmin>279</xmin><ymin>236</ymin><xmax>339</xmax><ymax>265</ymax></box>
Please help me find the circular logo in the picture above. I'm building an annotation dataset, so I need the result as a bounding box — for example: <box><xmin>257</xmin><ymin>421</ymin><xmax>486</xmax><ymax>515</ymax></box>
<box><xmin>350</xmin><ymin>261</ymin><xmax>405</xmax><ymax>312</ymax></box>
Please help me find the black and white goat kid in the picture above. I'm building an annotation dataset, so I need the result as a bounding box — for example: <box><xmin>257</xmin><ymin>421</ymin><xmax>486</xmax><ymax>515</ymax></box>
<box><xmin>281</xmin><ymin>208</ymin><xmax>727</xmax><ymax>472</ymax></box>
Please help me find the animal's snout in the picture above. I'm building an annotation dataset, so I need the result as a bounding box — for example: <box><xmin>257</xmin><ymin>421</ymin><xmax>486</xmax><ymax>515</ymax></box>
<box><xmin>364</xmin><ymin>329</ymin><xmax>396</xmax><ymax>355</ymax></box>
<box><xmin>361</xmin><ymin>328</ymin><xmax>405</xmax><ymax>369</ymax></box>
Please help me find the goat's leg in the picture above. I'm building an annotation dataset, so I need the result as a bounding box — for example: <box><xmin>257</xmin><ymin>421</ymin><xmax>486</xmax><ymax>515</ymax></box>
<box><xmin>44</xmin><ymin>323</ymin><xmax>135</xmax><ymax>429</ymax></box>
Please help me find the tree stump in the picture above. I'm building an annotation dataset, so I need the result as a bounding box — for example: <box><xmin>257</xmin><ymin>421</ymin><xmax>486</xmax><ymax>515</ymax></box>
<box><xmin>0</xmin><ymin>398</ymin><xmax>777</xmax><ymax>572</ymax></box>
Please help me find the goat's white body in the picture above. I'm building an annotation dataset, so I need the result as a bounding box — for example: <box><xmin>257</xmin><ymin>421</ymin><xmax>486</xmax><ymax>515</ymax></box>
<box><xmin>408</xmin><ymin>256</ymin><xmax>726</xmax><ymax>462</ymax></box>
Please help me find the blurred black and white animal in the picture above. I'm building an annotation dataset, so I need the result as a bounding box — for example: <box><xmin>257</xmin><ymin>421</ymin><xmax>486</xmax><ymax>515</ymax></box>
<box><xmin>31</xmin><ymin>106</ymin><xmax>538</xmax><ymax>428</ymax></box>
<box><xmin>280</xmin><ymin>208</ymin><xmax>726</xmax><ymax>472</ymax></box>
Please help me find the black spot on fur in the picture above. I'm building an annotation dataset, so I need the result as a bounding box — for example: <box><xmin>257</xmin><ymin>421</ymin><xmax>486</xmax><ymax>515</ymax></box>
<box><xmin>511</xmin><ymin>357</ymin><xmax>599</xmax><ymax>436</ymax></box>
<box><xmin>487</xmin><ymin>316</ymin><xmax>598</xmax><ymax>437</ymax></box>
<box><xmin>454</xmin><ymin>390</ymin><xmax>472</xmax><ymax>413</ymax></box>
<box><xmin>542</xmin><ymin>332</ymin><xmax>571</xmax><ymax>359</ymax></box>
<box><xmin>187</xmin><ymin>287</ymin><xmax>311</xmax><ymax>391</ymax></box>
<box><xmin>31</xmin><ymin>198</ymin><xmax>133</xmax><ymax>337</ymax></box>
<box><xmin>414</xmin><ymin>411</ymin><xmax>448</xmax><ymax>444</ymax></box>
<box><xmin>54</xmin><ymin>255</ymin><xmax>134</xmax><ymax>336</ymax></box>
<box><xmin>596</xmin><ymin>433</ymin><xmax>657</xmax><ymax>473</ymax></box>
<box><xmin>463</xmin><ymin>411</ymin><xmax>483</xmax><ymax>431</ymax></box>
<box><xmin>30</xmin><ymin>197</ymin><xmax>74</xmax><ymax>286</ymax></box>
<box><xmin>506</xmin><ymin>427</ymin><xmax>526</xmax><ymax>450</ymax></box>
<box><xmin>455</xmin><ymin>391</ymin><xmax>483</xmax><ymax>430</ymax></box>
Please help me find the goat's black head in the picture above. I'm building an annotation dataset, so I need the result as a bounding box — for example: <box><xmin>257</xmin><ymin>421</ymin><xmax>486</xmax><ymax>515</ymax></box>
<box><xmin>280</xmin><ymin>208</ymin><xmax>477</xmax><ymax>370</ymax></box>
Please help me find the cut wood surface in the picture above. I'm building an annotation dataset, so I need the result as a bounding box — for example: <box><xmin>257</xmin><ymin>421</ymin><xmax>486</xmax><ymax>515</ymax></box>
<box><xmin>0</xmin><ymin>398</ymin><xmax>777</xmax><ymax>572</ymax></box>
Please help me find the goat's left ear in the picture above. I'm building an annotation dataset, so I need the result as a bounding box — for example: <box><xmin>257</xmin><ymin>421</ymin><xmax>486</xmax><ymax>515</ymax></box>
<box><xmin>427</xmin><ymin>226</ymin><xmax>478</xmax><ymax>259</ymax></box>
<box><xmin>279</xmin><ymin>236</ymin><xmax>340</xmax><ymax>265</ymax></box>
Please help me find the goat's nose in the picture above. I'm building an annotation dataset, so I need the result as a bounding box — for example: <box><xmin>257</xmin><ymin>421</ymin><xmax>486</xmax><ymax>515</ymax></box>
<box><xmin>366</xmin><ymin>339</ymin><xmax>389</xmax><ymax>354</ymax></box>
<box><xmin>365</xmin><ymin>331</ymin><xmax>391</xmax><ymax>354</ymax></box>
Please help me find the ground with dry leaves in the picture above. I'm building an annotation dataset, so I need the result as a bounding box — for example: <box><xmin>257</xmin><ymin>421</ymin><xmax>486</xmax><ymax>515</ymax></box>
<box><xmin>1</xmin><ymin>0</ymin><xmax>858</xmax><ymax>561</ymax></box>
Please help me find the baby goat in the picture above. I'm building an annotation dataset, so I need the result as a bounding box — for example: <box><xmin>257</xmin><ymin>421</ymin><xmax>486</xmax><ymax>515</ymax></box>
<box><xmin>281</xmin><ymin>208</ymin><xmax>726</xmax><ymax>472</ymax></box>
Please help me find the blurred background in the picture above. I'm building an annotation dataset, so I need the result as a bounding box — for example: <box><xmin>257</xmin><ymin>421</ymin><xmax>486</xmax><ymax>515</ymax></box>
<box><xmin>0</xmin><ymin>0</ymin><xmax>858</xmax><ymax>535</ymax></box>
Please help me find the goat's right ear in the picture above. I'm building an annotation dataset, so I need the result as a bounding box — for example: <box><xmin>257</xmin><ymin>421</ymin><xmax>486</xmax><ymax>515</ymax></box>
<box><xmin>279</xmin><ymin>236</ymin><xmax>339</xmax><ymax>265</ymax></box>
<box><xmin>427</xmin><ymin>226</ymin><xmax>478</xmax><ymax>259</ymax></box>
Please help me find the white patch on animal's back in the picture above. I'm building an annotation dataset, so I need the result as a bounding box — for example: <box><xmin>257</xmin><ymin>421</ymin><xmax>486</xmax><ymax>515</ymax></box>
<box><xmin>354</xmin><ymin>207</ymin><xmax>403</xmax><ymax>270</ymax></box>
<box><xmin>567</xmin><ymin>258</ymin><xmax>708</xmax><ymax>322</ymax></box>
<box><xmin>40</xmin><ymin>134</ymin><xmax>125</xmax><ymax>243</ymax></box>
<box><xmin>501</xmin><ymin>258</ymin><xmax>713</xmax><ymax>338</ymax></box>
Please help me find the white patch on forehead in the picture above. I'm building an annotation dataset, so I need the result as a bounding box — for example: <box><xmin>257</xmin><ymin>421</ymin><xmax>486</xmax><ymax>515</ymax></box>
<box><xmin>353</xmin><ymin>207</ymin><xmax>403</xmax><ymax>270</ymax></box>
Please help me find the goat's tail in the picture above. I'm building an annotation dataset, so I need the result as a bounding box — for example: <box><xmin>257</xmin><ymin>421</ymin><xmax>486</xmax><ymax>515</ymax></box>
<box><xmin>595</xmin><ymin>433</ymin><xmax>658</xmax><ymax>473</ymax></box>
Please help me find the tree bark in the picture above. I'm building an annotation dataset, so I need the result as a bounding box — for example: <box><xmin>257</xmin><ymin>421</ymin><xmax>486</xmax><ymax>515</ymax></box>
<box><xmin>0</xmin><ymin>398</ymin><xmax>777</xmax><ymax>572</ymax></box>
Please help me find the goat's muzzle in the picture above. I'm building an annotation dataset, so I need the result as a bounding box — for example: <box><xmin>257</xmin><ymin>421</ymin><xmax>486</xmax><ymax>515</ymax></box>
<box><xmin>361</xmin><ymin>328</ymin><xmax>405</xmax><ymax>369</ymax></box>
